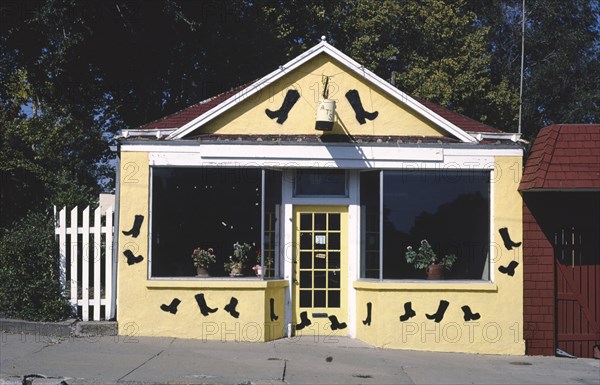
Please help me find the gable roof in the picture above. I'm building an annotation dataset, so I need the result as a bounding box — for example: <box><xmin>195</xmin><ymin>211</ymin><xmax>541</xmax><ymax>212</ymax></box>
<box><xmin>128</xmin><ymin>39</ymin><xmax>517</xmax><ymax>144</ymax></box>
<box><xmin>519</xmin><ymin>124</ymin><xmax>600</xmax><ymax>191</ymax></box>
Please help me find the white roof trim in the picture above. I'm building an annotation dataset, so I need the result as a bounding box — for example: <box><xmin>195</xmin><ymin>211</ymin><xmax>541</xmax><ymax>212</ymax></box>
<box><xmin>168</xmin><ymin>41</ymin><xmax>477</xmax><ymax>143</ymax></box>
<box><xmin>469</xmin><ymin>132</ymin><xmax>522</xmax><ymax>143</ymax></box>
<box><xmin>120</xmin><ymin>129</ymin><xmax>176</xmax><ymax>139</ymax></box>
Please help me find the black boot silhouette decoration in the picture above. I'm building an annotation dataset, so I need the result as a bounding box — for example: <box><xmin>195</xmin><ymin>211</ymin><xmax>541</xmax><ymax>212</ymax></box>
<box><xmin>363</xmin><ymin>302</ymin><xmax>372</xmax><ymax>326</ymax></box>
<box><xmin>498</xmin><ymin>260</ymin><xmax>519</xmax><ymax>276</ymax></box>
<box><xmin>123</xmin><ymin>249</ymin><xmax>144</xmax><ymax>265</ymax></box>
<box><xmin>269</xmin><ymin>298</ymin><xmax>278</xmax><ymax>321</ymax></box>
<box><xmin>265</xmin><ymin>89</ymin><xmax>300</xmax><ymax>124</ymax></box>
<box><xmin>329</xmin><ymin>315</ymin><xmax>347</xmax><ymax>331</ymax></box>
<box><xmin>224</xmin><ymin>297</ymin><xmax>240</xmax><ymax>318</ymax></box>
<box><xmin>426</xmin><ymin>300</ymin><xmax>449</xmax><ymax>323</ymax></box>
<box><xmin>345</xmin><ymin>89</ymin><xmax>378</xmax><ymax>124</ymax></box>
<box><xmin>399</xmin><ymin>301</ymin><xmax>417</xmax><ymax>322</ymax></box>
<box><xmin>296</xmin><ymin>311</ymin><xmax>312</xmax><ymax>331</ymax></box>
<box><xmin>499</xmin><ymin>227</ymin><xmax>521</xmax><ymax>250</ymax></box>
<box><xmin>122</xmin><ymin>215</ymin><xmax>144</xmax><ymax>238</ymax></box>
<box><xmin>160</xmin><ymin>298</ymin><xmax>181</xmax><ymax>314</ymax></box>
<box><xmin>461</xmin><ymin>305</ymin><xmax>481</xmax><ymax>321</ymax></box>
<box><xmin>195</xmin><ymin>293</ymin><xmax>218</xmax><ymax>316</ymax></box>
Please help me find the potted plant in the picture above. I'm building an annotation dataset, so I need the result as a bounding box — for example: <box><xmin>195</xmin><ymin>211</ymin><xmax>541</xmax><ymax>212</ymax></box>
<box><xmin>252</xmin><ymin>249</ymin><xmax>276</xmax><ymax>277</ymax></box>
<box><xmin>405</xmin><ymin>239</ymin><xmax>457</xmax><ymax>279</ymax></box>
<box><xmin>225</xmin><ymin>242</ymin><xmax>252</xmax><ymax>277</ymax></box>
<box><xmin>191</xmin><ymin>247</ymin><xmax>216</xmax><ymax>277</ymax></box>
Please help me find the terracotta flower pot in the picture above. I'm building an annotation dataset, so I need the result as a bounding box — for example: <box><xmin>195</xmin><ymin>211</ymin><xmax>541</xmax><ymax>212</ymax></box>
<box><xmin>426</xmin><ymin>263</ymin><xmax>445</xmax><ymax>280</ymax></box>
<box><xmin>229</xmin><ymin>262</ymin><xmax>245</xmax><ymax>277</ymax></box>
<box><xmin>196</xmin><ymin>266</ymin><xmax>210</xmax><ymax>277</ymax></box>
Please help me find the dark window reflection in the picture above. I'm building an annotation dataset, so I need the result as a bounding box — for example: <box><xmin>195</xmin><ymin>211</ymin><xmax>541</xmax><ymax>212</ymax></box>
<box><xmin>295</xmin><ymin>169</ymin><xmax>346</xmax><ymax>196</ymax></box>
<box><xmin>360</xmin><ymin>171</ymin><xmax>380</xmax><ymax>278</ymax></box>
<box><xmin>151</xmin><ymin>167</ymin><xmax>261</xmax><ymax>277</ymax></box>
<box><xmin>382</xmin><ymin>170</ymin><xmax>490</xmax><ymax>280</ymax></box>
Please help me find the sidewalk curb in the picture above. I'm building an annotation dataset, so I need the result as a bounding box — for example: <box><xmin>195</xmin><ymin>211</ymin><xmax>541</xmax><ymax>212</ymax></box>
<box><xmin>0</xmin><ymin>318</ymin><xmax>117</xmax><ymax>338</ymax></box>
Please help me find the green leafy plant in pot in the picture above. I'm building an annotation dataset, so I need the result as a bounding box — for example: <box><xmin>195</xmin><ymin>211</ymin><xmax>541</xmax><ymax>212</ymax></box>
<box><xmin>225</xmin><ymin>242</ymin><xmax>252</xmax><ymax>277</ymax></box>
<box><xmin>191</xmin><ymin>247</ymin><xmax>216</xmax><ymax>277</ymax></box>
<box><xmin>405</xmin><ymin>240</ymin><xmax>457</xmax><ymax>279</ymax></box>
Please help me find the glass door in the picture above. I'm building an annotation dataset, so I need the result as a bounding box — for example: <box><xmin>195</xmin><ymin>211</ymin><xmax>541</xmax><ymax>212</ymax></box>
<box><xmin>293</xmin><ymin>206</ymin><xmax>348</xmax><ymax>335</ymax></box>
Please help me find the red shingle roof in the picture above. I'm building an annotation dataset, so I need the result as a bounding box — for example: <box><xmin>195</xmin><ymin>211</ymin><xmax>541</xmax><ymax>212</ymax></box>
<box><xmin>136</xmin><ymin>83</ymin><xmax>503</xmax><ymax>135</ymax></box>
<box><xmin>519</xmin><ymin>124</ymin><xmax>600</xmax><ymax>191</ymax></box>
<box><xmin>138</xmin><ymin>83</ymin><xmax>251</xmax><ymax>130</ymax></box>
<box><xmin>415</xmin><ymin>98</ymin><xmax>501</xmax><ymax>133</ymax></box>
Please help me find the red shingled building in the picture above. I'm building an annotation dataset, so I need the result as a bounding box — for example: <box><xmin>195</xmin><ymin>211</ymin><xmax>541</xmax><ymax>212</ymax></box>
<box><xmin>520</xmin><ymin>124</ymin><xmax>600</xmax><ymax>358</ymax></box>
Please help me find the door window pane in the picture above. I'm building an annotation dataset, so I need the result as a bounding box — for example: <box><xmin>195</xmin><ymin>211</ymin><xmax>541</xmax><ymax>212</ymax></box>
<box><xmin>328</xmin><ymin>290</ymin><xmax>340</xmax><ymax>307</ymax></box>
<box><xmin>300</xmin><ymin>252</ymin><xmax>312</xmax><ymax>268</ymax></box>
<box><xmin>314</xmin><ymin>214</ymin><xmax>326</xmax><ymax>230</ymax></box>
<box><xmin>314</xmin><ymin>271</ymin><xmax>326</xmax><ymax>288</ymax></box>
<box><xmin>300</xmin><ymin>290</ymin><xmax>311</xmax><ymax>307</ymax></box>
<box><xmin>314</xmin><ymin>290</ymin><xmax>326</xmax><ymax>307</ymax></box>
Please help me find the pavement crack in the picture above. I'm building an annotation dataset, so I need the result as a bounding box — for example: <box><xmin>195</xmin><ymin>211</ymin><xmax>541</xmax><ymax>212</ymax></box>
<box><xmin>281</xmin><ymin>359</ymin><xmax>287</xmax><ymax>382</ymax></box>
<box><xmin>116</xmin><ymin>338</ymin><xmax>175</xmax><ymax>382</ymax></box>
<box><xmin>400</xmin><ymin>365</ymin><xmax>416</xmax><ymax>385</ymax></box>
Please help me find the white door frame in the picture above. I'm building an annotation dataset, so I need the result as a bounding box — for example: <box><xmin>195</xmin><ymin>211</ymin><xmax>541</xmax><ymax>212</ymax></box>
<box><xmin>281</xmin><ymin>169</ymin><xmax>360</xmax><ymax>337</ymax></box>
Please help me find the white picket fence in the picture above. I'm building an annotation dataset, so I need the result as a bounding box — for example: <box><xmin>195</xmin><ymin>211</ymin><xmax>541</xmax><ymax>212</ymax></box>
<box><xmin>54</xmin><ymin>206</ymin><xmax>117</xmax><ymax>321</ymax></box>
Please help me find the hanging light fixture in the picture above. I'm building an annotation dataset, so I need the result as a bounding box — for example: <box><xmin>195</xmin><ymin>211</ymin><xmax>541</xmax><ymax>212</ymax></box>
<box><xmin>315</xmin><ymin>75</ymin><xmax>336</xmax><ymax>131</ymax></box>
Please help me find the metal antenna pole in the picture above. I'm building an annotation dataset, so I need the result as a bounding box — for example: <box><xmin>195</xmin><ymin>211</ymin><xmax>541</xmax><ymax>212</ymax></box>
<box><xmin>518</xmin><ymin>0</ymin><xmax>526</xmax><ymax>134</ymax></box>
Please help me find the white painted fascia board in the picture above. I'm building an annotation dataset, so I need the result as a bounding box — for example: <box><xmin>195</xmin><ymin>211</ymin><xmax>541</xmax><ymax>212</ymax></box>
<box><xmin>120</xmin><ymin>129</ymin><xmax>176</xmax><ymax>139</ymax></box>
<box><xmin>168</xmin><ymin>40</ymin><xmax>478</xmax><ymax>143</ymax></box>
<box><xmin>121</xmin><ymin>142</ymin><xmax>522</xmax><ymax>157</ymax></box>
<box><xmin>469</xmin><ymin>132</ymin><xmax>522</xmax><ymax>142</ymax></box>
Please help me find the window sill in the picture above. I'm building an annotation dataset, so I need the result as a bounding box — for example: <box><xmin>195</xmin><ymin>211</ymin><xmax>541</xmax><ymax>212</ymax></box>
<box><xmin>147</xmin><ymin>278</ymin><xmax>288</xmax><ymax>290</ymax></box>
<box><xmin>353</xmin><ymin>279</ymin><xmax>498</xmax><ymax>292</ymax></box>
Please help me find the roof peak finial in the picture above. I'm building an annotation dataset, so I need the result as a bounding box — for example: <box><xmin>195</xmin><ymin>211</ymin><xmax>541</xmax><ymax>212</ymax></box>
<box><xmin>321</xmin><ymin>35</ymin><xmax>327</xmax><ymax>42</ymax></box>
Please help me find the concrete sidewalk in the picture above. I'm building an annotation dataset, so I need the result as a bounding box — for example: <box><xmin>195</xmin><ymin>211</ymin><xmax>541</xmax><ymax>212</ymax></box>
<box><xmin>1</xmin><ymin>332</ymin><xmax>598</xmax><ymax>385</ymax></box>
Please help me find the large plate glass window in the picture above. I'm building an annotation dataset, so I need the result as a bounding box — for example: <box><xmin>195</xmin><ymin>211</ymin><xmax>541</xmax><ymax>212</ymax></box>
<box><xmin>359</xmin><ymin>170</ymin><xmax>491</xmax><ymax>280</ymax></box>
<box><xmin>151</xmin><ymin>167</ymin><xmax>282</xmax><ymax>278</ymax></box>
<box><xmin>382</xmin><ymin>170</ymin><xmax>490</xmax><ymax>280</ymax></box>
<box><xmin>360</xmin><ymin>171</ymin><xmax>380</xmax><ymax>278</ymax></box>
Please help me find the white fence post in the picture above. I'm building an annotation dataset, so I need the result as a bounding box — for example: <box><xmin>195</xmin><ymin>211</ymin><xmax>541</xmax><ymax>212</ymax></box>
<box><xmin>93</xmin><ymin>207</ymin><xmax>101</xmax><ymax>321</ymax></box>
<box><xmin>82</xmin><ymin>206</ymin><xmax>90</xmax><ymax>321</ymax></box>
<box><xmin>54</xmin><ymin>205</ymin><xmax>116</xmax><ymax>321</ymax></box>
<box><xmin>70</xmin><ymin>207</ymin><xmax>78</xmax><ymax>308</ymax></box>
<box><xmin>105</xmin><ymin>207</ymin><xmax>114</xmax><ymax>320</ymax></box>
<box><xmin>57</xmin><ymin>207</ymin><xmax>67</xmax><ymax>292</ymax></box>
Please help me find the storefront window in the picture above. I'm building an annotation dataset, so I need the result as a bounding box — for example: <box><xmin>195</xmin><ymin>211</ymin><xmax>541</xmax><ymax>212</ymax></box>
<box><xmin>151</xmin><ymin>167</ymin><xmax>281</xmax><ymax>278</ymax></box>
<box><xmin>360</xmin><ymin>171</ymin><xmax>380</xmax><ymax>279</ymax></box>
<box><xmin>360</xmin><ymin>170</ymin><xmax>491</xmax><ymax>280</ymax></box>
<box><xmin>263</xmin><ymin>169</ymin><xmax>282</xmax><ymax>278</ymax></box>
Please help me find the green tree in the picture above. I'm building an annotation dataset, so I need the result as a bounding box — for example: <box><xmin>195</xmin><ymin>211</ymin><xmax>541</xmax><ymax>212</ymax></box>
<box><xmin>0</xmin><ymin>0</ymin><xmax>117</xmax><ymax>227</ymax></box>
<box><xmin>470</xmin><ymin>0</ymin><xmax>600</xmax><ymax>139</ymax></box>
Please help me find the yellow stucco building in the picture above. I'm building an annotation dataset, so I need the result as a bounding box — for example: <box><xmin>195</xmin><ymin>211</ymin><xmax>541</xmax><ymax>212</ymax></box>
<box><xmin>116</xmin><ymin>39</ymin><xmax>525</xmax><ymax>354</ymax></box>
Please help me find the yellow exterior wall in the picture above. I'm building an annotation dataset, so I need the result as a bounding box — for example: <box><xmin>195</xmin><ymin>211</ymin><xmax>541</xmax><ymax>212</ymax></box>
<box><xmin>354</xmin><ymin>156</ymin><xmax>525</xmax><ymax>355</ymax></box>
<box><xmin>117</xmin><ymin>152</ymin><xmax>288</xmax><ymax>341</ymax></box>
<box><xmin>201</xmin><ymin>54</ymin><xmax>446</xmax><ymax>138</ymax></box>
